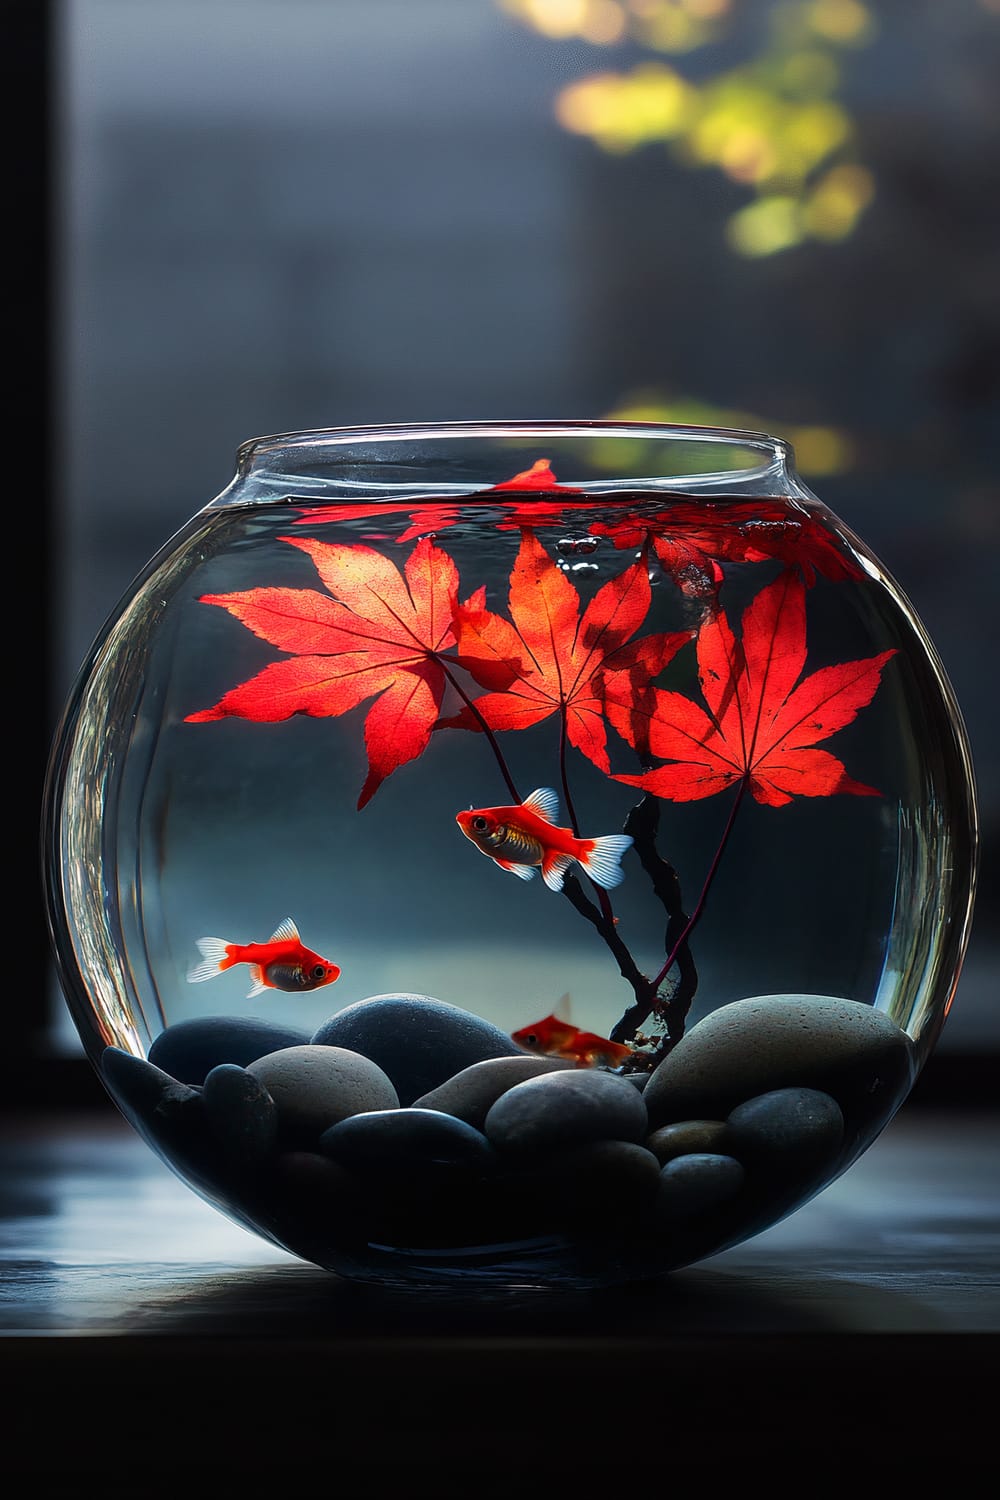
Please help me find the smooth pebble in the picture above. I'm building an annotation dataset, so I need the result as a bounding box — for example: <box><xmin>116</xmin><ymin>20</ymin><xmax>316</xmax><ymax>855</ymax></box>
<box><xmin>484</xmin><ymin>1068</ymin><xmax>648</xmax><ymax>1155</ymax></box>
<box><xmin>412</xmin><ymin>1055</ymin><xmax>574</xmax><ymax>1129</ymax></box>
<box><xmin>646</xmin><ymin>1119</ymin><xmax>730</xmax><ymax>1165</ymax></box>
<box><xmin>246</xmin><ymin>1044</ymin><xmax>399</xmax><ymax>1146</ymax></box>
<box><xmin>504</xmin><ymin>1139</ymin><xmax>662</xmax><ymax>1224</ymax></box>
<box><xmin>655</xmin><ymin>1153</ymin><xmax>746</xmax><ymax>1221</ymax></box>
<box><xmin>312</xmin><ymin>994</ymin><xmax>521</xmax><ymax>1106</ymax></box>
<box><xmin>725</xmin><ymin>1087</ymin><xmax>844</xmax><ymax>1173</ymax></box>
<box><xmin>318</xmin><ymin>1107</ymin><xmax>496</xmax><ymax>1183</ymax></box>
<box><xmin>643</xmin><ymin>993</ymin><xmax>915</xmax><ymax>1133</ymax></box>
<box><xmin>202</xmin><ymin>1063</ymin><xmax>279</xmax><ymax>1161</ymax></box>
<box><xmin>148</xmin><ymin>1015</ymin><xmax>312</xmax><ymax>1085</ymax></box>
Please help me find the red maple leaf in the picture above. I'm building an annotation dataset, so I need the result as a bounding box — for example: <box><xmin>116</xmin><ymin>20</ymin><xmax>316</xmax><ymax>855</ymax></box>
<box><xmin>591</xmin><ymin>497</ymin><xmax>859</xmax><ymax>597</ymax></box>
<box><xmin>480</xmin><ymin>458</ymin><xmax>583</xmax><ymax>494</ymax></box>
<box><xmin>289</xmin><ymin>459</ymin><xmax>583</xmax><ymax>544</ymax></box>
<box><xmin>438</xmin><ymin>529</ymin><xmax>691</xmax><ymax>774</ymax></box>
<box><xmin>185</xmin><ymin>536</ymin><xmax>474</xmax><ymax>808</ymax></box>
<box><xmin>606</xmin><ymin>570</ymin><xmax>896</xmax><ymax>806</ymax></box>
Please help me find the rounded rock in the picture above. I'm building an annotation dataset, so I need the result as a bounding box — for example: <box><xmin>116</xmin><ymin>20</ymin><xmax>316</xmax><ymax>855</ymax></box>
<box><xmin>202</xmin><ymin>1063</ymin><xmax>279</xmax><ymax>1161</ymax></box>
<box><xmin>272</xmin><ymin>1150</ymin><xmax>360</xmax><ymax>1206</ymax></box>
<box><xmin>725</xmin><ymin>1087</ymin><xmax>845</xmax><ymax>1175</ymax></box>
<box><xmin>527</xmin><ymin>1139</ymin><xmax>661</xmax><ymax>1205</ymax></box>
<box><xmin>499</xmin><ymin>1140</ymin><xmax>661</xmax><ymax>1231</ymax></box>
<box><xmin>100</xmin><ymin>1046</ymin><xmax>218</xmax><ymax>1188</ymax></box>
<box><xmin>319</xmin><ymin>1107</ymin><xmax>496</xmax><ymax>1184</ymax></box>
<box><xmin>246</xmin><ymin>1044</ymin><xmax>399</xmax><ymax>1146</ymax></box>
<box><xmin>642</xmin><ymin>994</ymin><xmax>916</xmax><ymax>1135</ymax></box>
<box><xmin>101</xmin><ymin>1046</ymin><xmax>205</xmax><ymax>1149</ymax></box>
<box><xmin>646</xmin><ymin>1119</ymin><xmax>730</xmax><ymax>1165</ymax></box>
<box><xmin>484</xmin><ymin>1068</ymin><xmax>648</xmax><ymax>1156</ymax></box>
<box><xmin>311</xmin><ymin>994</ymin><xmax>521</xmax><ymax>1106</ymax></box>
<box><xmin>148</xmin><ymin>1015</ymin><xmax>313</xmax><ymax>1085</ymax></box>
<box><xmin>655</xmin><ymin>1153</ymin><xmax>746</xmax><ymax>1222</ymax></box>
<box><xmin>270</xmin><ymin>1152</ymin><xmax>368</xmax><ymax>1244</ymax></box>
<box><xmin>412</xmin><ymin>1055</ymin><xmax>574</xmax><ymax>1129</ymax></box>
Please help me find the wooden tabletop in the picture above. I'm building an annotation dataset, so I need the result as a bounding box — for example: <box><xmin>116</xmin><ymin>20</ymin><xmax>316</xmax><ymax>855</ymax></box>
<box><xmin>2</xmin><ymin>1101</ymin><xmax>998</xmax><ymax>1486</ymax></box>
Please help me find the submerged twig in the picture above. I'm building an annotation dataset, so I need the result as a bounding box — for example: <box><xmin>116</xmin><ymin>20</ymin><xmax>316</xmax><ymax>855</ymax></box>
<box><xmin>559</xmin><ymin>704</ymin><xmax>617</xmax><ymax>928</ymax></box>
<box><xmin>561</xmin><ymin>873</ymin><xmax>649</xmax><ymax>1004</ymax></box>
<box><xmin>440</xmin><ymin>657</ymin><xmax>648</xmax><ymax>996</ymax></box>
<box><xmin>610</xmin><ymin>796</ymin><xmax>698</xmax><ymax>1055</ymax></box>
<box><xmin>612</xmin><ymin>781</ymin><xmax>747</xmax><ymax>1062</ymax></box>
<box><xmin>649</xmin><ymin>778</ymin><xmax>746</xmax><ymax>996</ymax></box>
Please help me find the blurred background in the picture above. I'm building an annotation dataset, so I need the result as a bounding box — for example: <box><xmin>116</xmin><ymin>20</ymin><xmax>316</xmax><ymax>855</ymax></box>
<box><xmin>21</xmin><ymin>0</ymin><xmax>998</xmax><ymax>1079</ymax></box>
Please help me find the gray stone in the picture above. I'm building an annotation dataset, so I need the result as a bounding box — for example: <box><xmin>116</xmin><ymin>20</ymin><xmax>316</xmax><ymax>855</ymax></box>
<box><xmin>642</xmin><ymin>994</ymin><xmax>916</xmax><ymax>1137</ymax></box>
<box><xmin>655</xmin><ymin>1153</ymin><xmax>746</xmax><ymax>1221</ymax></box>
<box><xmin>725</xmin><ymin>1087</ymin><xmax>845</xmax><ymax>1175</ymax></box>
<box><xmin>202</xmin><ymin>1063</ymin><xmax>279</xmax><ymax>1162</ymax></box>
<box><xmin>311</xmin><ymin>994</ymin><xmax>522</xmax><ymax>1106</ymax></box>
<box><xmin>484</xmin><ymin>1068</ymin><xmax>648</xmax><ymax>1155</ymax></box>
<box><xmin>412</xmin><ymin>1055</ymin><xmax>574</xmax><ymax>1129</ymax></box>
<box><xmin>647</xmin><ymin>1119</ymin><xmax>730</xmax><ymax>1164</ymax></box>
<box><xmin>246</xmin><ymin>1044</ymin><xmax>399</xmax><ymax>1146</ymax></box>
<box><xmin>147</xmin><ymin>1015</ymin><xmax>312</xmax><ymax>1085</ymax></box>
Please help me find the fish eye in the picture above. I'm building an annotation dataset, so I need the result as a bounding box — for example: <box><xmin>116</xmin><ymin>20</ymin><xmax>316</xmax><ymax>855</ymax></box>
<box><xmin>311</xmin><ymin>965</ymin><xmax>326</xmax><ymax>980</ymax></box>
<box><xmin>472</xmin><ymin>815</ymin><xmax>489</xmax><ymax>832</ymax></box>
<box><xmin>522</xmin><ymin>1033</ymin><xmax>537</xmax><ymax>1046</ymax></box>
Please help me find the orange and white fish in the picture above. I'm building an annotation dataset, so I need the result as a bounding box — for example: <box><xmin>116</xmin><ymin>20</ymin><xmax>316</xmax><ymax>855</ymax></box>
<box><xmin>511</xmin><ymin>1010</ymin><xmax>637</xmax><ymax>1069</ymax></box>
<box><xmin>455</xmin><ymin>787</ymin><xmax>633</xmax><ymax>891</ymax></box>
<box><xmin>186</xmin><ymin>917</ymin><xmax>341</xmax><ymax>999</ymax></box>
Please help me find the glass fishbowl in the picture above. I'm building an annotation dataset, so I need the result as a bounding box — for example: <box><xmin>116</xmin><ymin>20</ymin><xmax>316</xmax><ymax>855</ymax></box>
<box><xmin>41</xmin><ymin>421</ymin><xmax>978</xmax><ymax>1290</ymax></box>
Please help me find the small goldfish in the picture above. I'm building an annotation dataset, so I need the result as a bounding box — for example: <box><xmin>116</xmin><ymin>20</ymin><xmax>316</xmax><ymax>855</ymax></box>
<box><xmin>511</xmin><ymin>1009</ymin><xmax>636</xmax><ymax>1069</ymax></box>
<box><xmin>456</xmin><ymin>787</ymin><xmax>633</xmax><ymax>891</ymax></box>
<box><xmin>186</xmin><ymin>917</ymin><xmax>341</xmax><ymax>999</ymax></box>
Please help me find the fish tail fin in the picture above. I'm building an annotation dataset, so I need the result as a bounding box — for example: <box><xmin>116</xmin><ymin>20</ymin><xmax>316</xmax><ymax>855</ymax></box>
<box><xmin>245</xmin><ymin>966</ymin><xmax>269</xmax><ymax>999</ymax></box>
<box><xmin>186</xmin><ymin>937</ymin><xmax>231</xmax><ymax>984</ymax></box>
<box><xmin>577</xmin><ymin>833</ymin><xmax>634</xmax><ymax>890</ymax></box>
<box><xmin>540</xmin><ymin>850</ymin><xmax>575</xmax><ymax>891</ymax></box>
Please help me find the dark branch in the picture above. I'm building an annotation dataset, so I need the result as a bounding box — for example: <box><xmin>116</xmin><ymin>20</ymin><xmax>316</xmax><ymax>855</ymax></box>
<box><xmin>561</xmin><ymin>873</ymin><xmax>650</xmax><ymax>1004</ymax></box>
<box><xmin>610</xmin><ymin>796</ymin><xmax>697</xmax><ymax>1053</ymax></box>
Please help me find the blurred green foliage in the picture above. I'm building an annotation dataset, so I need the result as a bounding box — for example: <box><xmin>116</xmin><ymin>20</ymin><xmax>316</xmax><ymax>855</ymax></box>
<box><xmin>500</xmin><ymin>0</ymin><xmax>878</xmax><ymax>258</ymax></box>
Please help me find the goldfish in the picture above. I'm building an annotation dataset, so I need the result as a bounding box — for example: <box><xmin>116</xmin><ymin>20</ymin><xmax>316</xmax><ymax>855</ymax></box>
<box><xmin>186</xmin><ymin>916</ymin><xmax>341</xmax><ymax>999</ymax></box>
<box><xmin>455</xmin><ymin>787</ymin><xmax>633</xmax><ymax>891</ymax></box>
<box><xmin>511</xmin><ymin>1009</ymin><xmax>637</xmax><ymax>1069</ymax></box>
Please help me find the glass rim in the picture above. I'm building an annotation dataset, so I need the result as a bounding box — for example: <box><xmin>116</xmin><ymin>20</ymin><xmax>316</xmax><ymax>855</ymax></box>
<box><xmin>235</xmin><ymin>419</ymin><xmax>792</xmax><ymax>474</ymax></box>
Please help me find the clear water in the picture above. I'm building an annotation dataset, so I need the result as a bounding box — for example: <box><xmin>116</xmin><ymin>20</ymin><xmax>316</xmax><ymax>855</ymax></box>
<box><xmin>44</xmin><ymin>484</ymin><xmax>978</xmax><ymax>1287</ymax></box>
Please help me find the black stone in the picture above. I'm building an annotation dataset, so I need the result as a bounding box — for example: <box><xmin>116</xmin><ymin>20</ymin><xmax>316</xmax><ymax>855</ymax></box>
<box><xmin>147</xmin><ymin>1016</ymin><xmax>312</xmax><ymax>1085</ymax></box>
<box><xmin>311</xmin><ymin>994</ymin><xmax>521</xmax><ymax>1106</ymax></box>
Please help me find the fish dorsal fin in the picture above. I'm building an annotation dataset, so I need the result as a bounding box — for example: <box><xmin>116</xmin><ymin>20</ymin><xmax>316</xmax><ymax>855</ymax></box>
<box><xmin>269</xmin><ymin>917</ymin><xmax>300</xmax><ymax>943</ymax></box>
<box><xmin>523</xmin><ymin>787</ymin><xmax>560</xmax><ymax>824</ymax></box>
<box><xmin>553</xmin><ymin>992</ymin><xmax>573</xmax><ymax>1024</ymax></box>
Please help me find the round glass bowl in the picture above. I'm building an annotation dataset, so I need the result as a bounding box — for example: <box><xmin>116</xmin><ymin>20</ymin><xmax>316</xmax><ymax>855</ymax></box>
<box><xmin>42</xmin><ymin>421</ymin><xmax>978</xmax><ymax>1289</ymax></box>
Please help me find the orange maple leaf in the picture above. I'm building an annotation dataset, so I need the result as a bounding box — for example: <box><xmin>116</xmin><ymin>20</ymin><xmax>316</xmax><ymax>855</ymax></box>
<box><xmin>186</xmin><ymin>536</ymin><xmax>474</xmax><ymax>808</ymax></box>
<box><xmin>439</xmin><ymin>529</ymin><xmax>691</xmax><ymax>774</ymax></box>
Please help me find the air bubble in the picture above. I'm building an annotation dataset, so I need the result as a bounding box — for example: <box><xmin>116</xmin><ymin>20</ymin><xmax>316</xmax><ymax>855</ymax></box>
<box><xmin>556</xmin><ymin>535</ymin><xmax>599</xmax><ymax>556</ymax></box>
